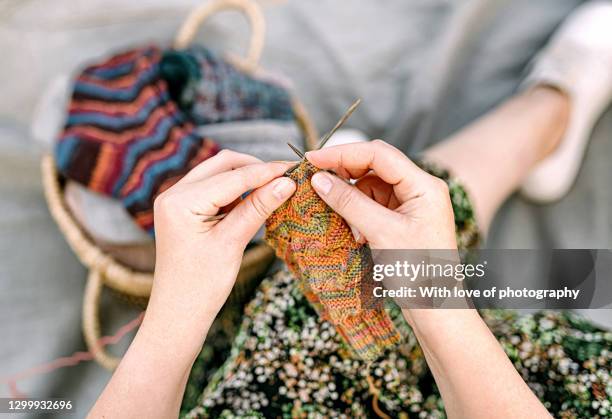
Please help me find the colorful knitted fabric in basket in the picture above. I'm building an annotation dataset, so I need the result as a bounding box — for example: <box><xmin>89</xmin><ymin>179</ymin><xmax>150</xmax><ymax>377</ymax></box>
<box><xmin>265</xmin><ymin>161</ymin><xmax>401</xmax><ymax>361</ymax></box>
<box><xmin>163</xmin><ymin>46</ymin><xmax>294</xmax><ymax>124</ymax></box>
<box><xmin>55</xmin><ymin>45</ymin><xmax>295</xmax><ymax>234</ymax></box>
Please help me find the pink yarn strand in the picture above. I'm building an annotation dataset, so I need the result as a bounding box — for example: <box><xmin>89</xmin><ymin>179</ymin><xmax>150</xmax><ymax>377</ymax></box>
<box><xmin>1</xmin><ymin>312</ymin><xmax>144</xmax><ymax>397</ymax></box>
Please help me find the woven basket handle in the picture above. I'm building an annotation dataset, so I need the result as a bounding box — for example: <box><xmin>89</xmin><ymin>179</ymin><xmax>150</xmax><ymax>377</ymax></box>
<box><xmin>83</xmin><ymin>270</ymin><xmax>120</xmax><ymax>370</ymax></box>
<box><xmin>174</xmin><ymin>0</ymin><xmax>265</xmax><ymax>74</ymax></box>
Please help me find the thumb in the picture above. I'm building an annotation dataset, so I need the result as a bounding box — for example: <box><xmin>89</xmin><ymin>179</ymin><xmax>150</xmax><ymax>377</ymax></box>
<box><xmin>311</xmin><ymin>171</ymin><xmax>397</xmax><ymax>243</ymax></box>
<box><xmin>222</xmin><ymin>176</ymin><xmax>296</xmax><ymax>244</ymax></box>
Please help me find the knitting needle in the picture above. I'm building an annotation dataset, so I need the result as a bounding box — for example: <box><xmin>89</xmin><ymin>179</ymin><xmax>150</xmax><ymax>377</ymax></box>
<box><xmin>202</xmin><ymin>100</ymin><xmax>362</xmax><ymax>223</ymax></box>
<box><xmin>285</xmin><ymin>98</ymin><xmax>362</xmax><ymax>173</ymax></box>
<box><xmin>316</xmin><ymin>98</ymin><xmax>361</xmax><ymax>149</ymax></box>
<box><xmin>286</xmin><ymin>142</ymin><xmax>306</xmax><ymax>159</ymax></box>
<box><xmin>202</xmin><ymin>213</ymin><xmax>228</xmax><ymax>222</ymax></box>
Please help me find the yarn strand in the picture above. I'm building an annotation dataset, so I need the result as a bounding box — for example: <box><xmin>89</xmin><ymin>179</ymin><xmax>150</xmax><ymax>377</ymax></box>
<box><xmin>2</xmin><ymin>312</ymin><xmax>144</xmax><ymax>398</ymax></box>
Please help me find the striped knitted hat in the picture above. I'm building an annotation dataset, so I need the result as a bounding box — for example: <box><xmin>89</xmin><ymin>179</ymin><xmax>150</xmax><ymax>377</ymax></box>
<box><xmin>265</xmin><ymin>161</ymin><xmax>402</xmax><ymax>361</ymax></box>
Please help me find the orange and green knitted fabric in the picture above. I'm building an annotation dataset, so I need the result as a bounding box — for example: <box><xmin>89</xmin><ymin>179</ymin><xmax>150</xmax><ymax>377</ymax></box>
<box><xmin>265</xmin><ymin>161</ymin><xmax>401</xmax><ymax>361</ymax></box>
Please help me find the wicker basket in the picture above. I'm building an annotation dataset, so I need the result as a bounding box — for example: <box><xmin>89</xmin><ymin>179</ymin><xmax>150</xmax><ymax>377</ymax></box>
<box><xmin>41</xmin><ymin>0</ymin><xmax>318</xmax><ymax>370</ymax></box>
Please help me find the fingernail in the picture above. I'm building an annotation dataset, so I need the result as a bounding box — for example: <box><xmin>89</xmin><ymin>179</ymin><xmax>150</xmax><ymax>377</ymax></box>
<box><xmin>311</xmin><ymin>172</ymin><xmax>333</xmax><ymax>195</ymax></box>
<box><xmin>350</xmin><ymin>224</ymin><xmax>362</xmax><ymax>242</ymax></box>
<box><xmin>272</xmin><ymin>177</ymin><xmax>295</xmax><ymax>199</ymax></box>
<box><xmin>304</xmin><ymin>150</ymin><xmax>318</xmax><ymax>161</ymax></box>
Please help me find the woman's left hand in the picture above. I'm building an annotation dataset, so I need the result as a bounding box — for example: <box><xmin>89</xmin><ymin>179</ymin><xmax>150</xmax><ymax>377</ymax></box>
<box><xmin>90</xmin><ymin>152</ymin><xmax>296</xmax><ymax>419</ymax></box>
<box><xmin>147</xmin><ymin>150</ymin><xmax>296</xmax><ymax>351</ymax></box>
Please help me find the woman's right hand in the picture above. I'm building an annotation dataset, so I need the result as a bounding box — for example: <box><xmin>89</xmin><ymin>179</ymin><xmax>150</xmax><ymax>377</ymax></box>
<box><xmin>305</xmin><ymin>140</ymin><xmax>457</xmax><ymax>250</ymax></box>
<box><xmin>309</xmin><ymin>141</ymin><xmax>553</xmax><ymax>419</ymax></box>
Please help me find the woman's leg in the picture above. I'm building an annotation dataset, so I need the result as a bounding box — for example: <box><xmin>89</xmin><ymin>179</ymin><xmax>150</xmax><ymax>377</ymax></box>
<box><xmin>423</xmin><ymin>86</ymin><xmax>570</xmax><ymax>233</ymax></box>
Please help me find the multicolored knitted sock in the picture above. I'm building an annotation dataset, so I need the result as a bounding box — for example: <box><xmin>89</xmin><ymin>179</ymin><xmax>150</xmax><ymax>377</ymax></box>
<box><xmin>55</xmin><ymin>46</ymin><xmax>218</xmax><ymax>233</ymax></box>
<box><xmin>265</xmin><ymin>161</ymin><xmax>401</xmax><ymax>361</ymax></box>
<box><xmin>56</xmin><ymin>45</ymin><xmax>295</xmax><ymax>234</ymax></box>
<box><xmin>162</xmin><ymin>46</ymin><xmax>294</xmax><ymax>124</ymax></box>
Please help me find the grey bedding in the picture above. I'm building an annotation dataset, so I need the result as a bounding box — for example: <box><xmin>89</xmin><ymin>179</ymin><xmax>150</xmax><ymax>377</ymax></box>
<box><xmin>1</xmin><ymin>0</ymin><xmax>610</xmax><ymax>416</ymax></box>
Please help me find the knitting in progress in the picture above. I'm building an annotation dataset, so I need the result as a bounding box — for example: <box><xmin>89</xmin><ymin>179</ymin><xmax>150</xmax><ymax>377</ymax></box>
<box><xmin>265</xmin><ymin>159</ymin><xmax>402</xmax><ymax>361</ymax></box>
<box><xmin>55</xmin><ymin>45</ymin><xmax>295</xmax><ymax>234</ymax></box>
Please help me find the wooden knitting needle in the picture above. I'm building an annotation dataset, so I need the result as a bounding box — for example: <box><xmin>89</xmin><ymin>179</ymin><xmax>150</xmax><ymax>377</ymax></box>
<box><xmin>202</xmin><ymin>100</ymin><xmax>362</xmax><ymax>223</ymax></box>
<box><xmin>286</xmin><ymin>142</ymin><xmax>306</xmax><ymax>159</ymax></box>
<box><xmin>285</xmin><ymin>98</ymin><xmax>362</xmax><ymax>171</ymax></box>
<box><xmin>316</xmin><ymin>98</ymin><xmax>361</xmax><ymax>150</ymax></box>
<box><xmin>201</xmin><ymin>213</ymin><xmax>228</xmax><ymax>222</ymax></box>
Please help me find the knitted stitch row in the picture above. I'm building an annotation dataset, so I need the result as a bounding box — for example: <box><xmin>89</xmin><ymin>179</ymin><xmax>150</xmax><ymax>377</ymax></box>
<box><xmin>265</xmin><ymin>161</ymin><xmax>401</xmax><ymax>361</ymax></box>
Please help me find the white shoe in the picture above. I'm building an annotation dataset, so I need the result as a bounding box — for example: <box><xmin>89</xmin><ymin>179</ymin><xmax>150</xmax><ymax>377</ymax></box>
<box><xmin>323</xmin><ymin>128</ymin><xmax>368</xmax><ymax>148</ymax></box>
<box><xmin>520</xmin><ymin>1</ymin><xmax>612</xmax><ymax>203</ymax></box>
